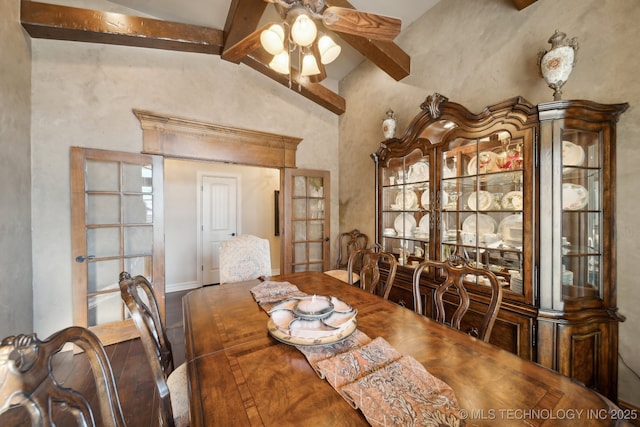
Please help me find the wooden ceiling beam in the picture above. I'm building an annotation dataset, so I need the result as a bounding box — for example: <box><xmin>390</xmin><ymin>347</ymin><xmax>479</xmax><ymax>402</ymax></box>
<box><xmin>244</xmin><ymin>50</ymin><xmax>346</xmax><ymax>115</ymax></box>
<box><xmin>20</xmin><ymin>1</ymin><xmax>223</xmax><ymax>54</ymax></box>
<box><xmin>222</xmin><ymin>0</ymin><xmax>267</xmax><ymax>62</ymax></box>
<box><xmin>324</xmin><ymin>0</ymin><xmax>410</xmax><ymax>81</ymax></box>
<box><xmin>512</xmin><ymin>0</ymin><xmax>539</xmax><ymax>10</ymax></box>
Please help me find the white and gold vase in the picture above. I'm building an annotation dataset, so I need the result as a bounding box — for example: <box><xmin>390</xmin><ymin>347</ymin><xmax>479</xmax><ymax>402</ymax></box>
<box><xmin>537</xmin><ymin>30</ymin><xmax>579</xmax><ymax>101</ymax></box>
<box><xmin>382</xmin><ymin>109</ymin><xmax>397</xmax><ymax>139</ymax></box>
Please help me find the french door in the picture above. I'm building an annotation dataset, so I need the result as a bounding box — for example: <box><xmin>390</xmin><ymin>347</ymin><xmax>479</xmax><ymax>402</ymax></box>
<box><xmin>282</xmin><ymin>168</ymin><xmax>330</xmax><ymax>273</ymax></box>
<box><xmin>70</xmin><ymin>147</ymin><xmax>164</xmax><ymax>346</ymax></box>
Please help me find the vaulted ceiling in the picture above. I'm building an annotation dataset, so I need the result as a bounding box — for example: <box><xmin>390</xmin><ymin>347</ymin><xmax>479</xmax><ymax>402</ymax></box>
<box><xmin>20</xmin><ymin>0</ymin><xmax>538</xmax><ymax>115</ymax></box>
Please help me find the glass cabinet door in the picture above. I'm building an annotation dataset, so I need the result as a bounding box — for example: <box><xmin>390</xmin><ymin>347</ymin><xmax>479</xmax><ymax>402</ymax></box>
<box><xmin>380</xmin><ymin>149</ymin><xmax>430</xmax><ymax>267</ymax></box>
<box><xmin>440</xmin><ymin>131</ymin><xmax>526</xmax><ymax>295</ymax></box>
<box><xmin>283</xmin><ymin>168</ymin><xmax>330</xmax><ymax>273</ymax></box>
<box><xmin>560</xmin><ymin>130</ymin><xmax>602</xmax><ymax>300</ymax></box>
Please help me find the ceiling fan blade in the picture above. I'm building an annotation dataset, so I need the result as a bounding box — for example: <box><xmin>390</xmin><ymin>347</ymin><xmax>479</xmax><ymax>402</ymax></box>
<box><xmin>322</xmin><ymin>6</ymin><xmax>401</xmax><ymax>41</ymax></box>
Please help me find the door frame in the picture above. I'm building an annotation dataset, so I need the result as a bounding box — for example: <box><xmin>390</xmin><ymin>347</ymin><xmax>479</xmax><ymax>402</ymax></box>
<box><xmin>196</xmin><ymin>171</ymin><xmax>242</xmax><ymax>286</ymax></box>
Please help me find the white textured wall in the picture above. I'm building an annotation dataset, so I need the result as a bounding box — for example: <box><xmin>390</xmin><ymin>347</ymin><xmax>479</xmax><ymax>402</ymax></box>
<box><xmin>164</xmin><ymin>159</ymin><xmax>280</xmax><ymax>290</ymax></box>
<box><xmin>30</xmin><ymin>36</ymin><xmax>338</xmax><ymax>338</ymax></box>
<box><xmin>339</xmin><ymin>0</ymin><xmax>640</xmax><ymax>405</ymax></box>
<box><xmin>0</xmin><ymin>0</ymin><xmax>33</xmax><ymax>338</ymax></box>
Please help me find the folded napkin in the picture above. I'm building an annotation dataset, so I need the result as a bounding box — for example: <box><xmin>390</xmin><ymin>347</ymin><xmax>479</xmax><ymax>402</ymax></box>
<box><xmin>341</xmin><ymin>355</ymin><xmax>463</xmax><ymax>426</ymax></box>
<box><xmin>250</xmin><ymin>280</ymin><xmax>306</xmax><ymax>308</ymax></box>
<box><xmin>295</xmin><ymin>330</ymin><xmax>372</xmax><ymax>377</ymax></box>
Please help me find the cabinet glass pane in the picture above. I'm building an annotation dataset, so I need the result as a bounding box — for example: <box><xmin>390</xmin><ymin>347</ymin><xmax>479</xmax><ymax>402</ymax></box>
<box><xmin>440</xmin><ymin>132</ymin><xmax>524</xmax><ymax>294</ymax></box>
<box><xmin>123</xmin><ymin>163</ymin><xmax>153</xmax><ymax>193</ymax></box>
<box><xmin>380</xmin><ymin>149</ymin><xmax>429</xmax><ymax>265</ymax></box>
<box><xmin>561</xmin><ymin>129</ymin><xmax>602</xmax><ymax>300</ymax></box>
<box><xmin>87</xmin><ymin>195</ymin><xmax>120</xmax><ymax>225</ymax></box>
<box><xmin>86</xmin><ymin>160</ymin><xmax>118</xmax><ymax>191</ymax></box>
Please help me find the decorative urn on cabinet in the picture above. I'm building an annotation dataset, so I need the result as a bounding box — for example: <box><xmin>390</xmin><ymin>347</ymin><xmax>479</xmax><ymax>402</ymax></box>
<box><xmin>537</xmin><ymin>30</ymin><xmax>579</xmax><ymax>100</ymax></box>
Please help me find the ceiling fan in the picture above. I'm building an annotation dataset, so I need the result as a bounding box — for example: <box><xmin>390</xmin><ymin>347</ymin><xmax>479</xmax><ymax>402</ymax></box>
<box><xmin>255</xmin><ymin>0</ymin><xmax>402</xmax><ymax>82</ymax></box>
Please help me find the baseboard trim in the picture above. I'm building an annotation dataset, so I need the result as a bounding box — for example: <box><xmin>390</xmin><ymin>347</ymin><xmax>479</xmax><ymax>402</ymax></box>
<box><xmin>166</xmin><ymin>281</ymin><xmax>201</xmax><ymax>293</ymax></box>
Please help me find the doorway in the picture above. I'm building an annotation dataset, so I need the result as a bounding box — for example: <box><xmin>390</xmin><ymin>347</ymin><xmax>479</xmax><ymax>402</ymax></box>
<box><xmin>164</xmin><ymin>159</ymin><xmax>280</xmax><ymax>291</ymax></box>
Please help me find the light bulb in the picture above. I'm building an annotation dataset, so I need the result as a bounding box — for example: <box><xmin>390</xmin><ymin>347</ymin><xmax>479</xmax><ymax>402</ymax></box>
<box><xmin>318</xmin><ymin>34</ymin><xmax>341</xmax><ymax>64</ymax></box>
<box><xmin>291</xmin><ymin>14</ymin><xmax>317</xmax><ymax>47</ymax></box>
<box><xmin>269</xmin><ymin>51</ymin><xmax>290</xmax><ymax>75</ymax></box>
<box><xmin>300</xmin><ymin>53</ymin><xmax>321</xmax><ymax>76</ymax></box>
<box><xmin>260</xmin><ymin>24</ymin><xmax>285</xmax><ymax>55</ymax></box>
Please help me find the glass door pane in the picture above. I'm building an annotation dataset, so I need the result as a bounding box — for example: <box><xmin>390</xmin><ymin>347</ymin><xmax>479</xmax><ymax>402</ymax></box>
<box><xmin>440</xmin><ymin>132</ymin><xmax>524</xmax><ymax>293</ymax></box>
<box><xmin>380</xmin><ymin>149</ymin><xmax>430</xmax><ymax>268</ymax></box>
<box><xmin>561</xmin><ymin>129</ymin><xmax>602</xmax><ymax>300</ymax></box>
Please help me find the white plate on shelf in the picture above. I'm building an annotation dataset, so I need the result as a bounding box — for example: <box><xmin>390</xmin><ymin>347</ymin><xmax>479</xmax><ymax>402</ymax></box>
<box><xmin>408</xmin><ymin>161</ymin><xmax>429</xmax><ymax>183</ymax></box>
<box><xmin>501</xmin><ymin>191</ymin><xmax>523</xmax><ymax>210</ymax></box>
<box><xmin>467</xmin><ymin>151</ymin><xmax>499</xmax><ymax>175</ymax></box>
<box><xmin>418</xmin><ymin>215</ymin><xmax>430</xmax><ymax>237</ymax></box>
<box><xmin>462</xmin><ymin>214</ymin><xmax>498</xmax><ymax>235</ymax></box>
<box><xmin>467</xmin><ymin>191</ymin><xmax>493</xmax><ymax>211</ymax></box>
<box><xmin>562</xmin><ymin>141</ymin><xmax>585</xmax><ymax>167</ymax></box>
<box><xmin>394</xmin><ymin>213</ymin><xmax>417</xmax><ymax>236</ymax></box>
<box><xmin>421</xmin><ymin>190</ymin><xmax>429</xmax><ymax>209</ymax></box>
<box><xmin>563</xmin><ymin>183</ymin><xmax>589</xmax><ymax>210</ymax></box>
<box><xmin>498</xmin><ymin>214</ymin><xmax>524</xmax><ymax>245</ymax></box>
<box><xmin>395</xmin><ymin>189</ymin><xmax>418</xmax><ymax>210</ymax></box>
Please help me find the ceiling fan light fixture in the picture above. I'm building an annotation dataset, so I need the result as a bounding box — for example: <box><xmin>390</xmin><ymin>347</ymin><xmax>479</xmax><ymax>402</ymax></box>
<box><xmin>300</xmin><ymin>52</ymin><xmax>321</xmax><ymax>77</ymax></box>
<box><xmin>318</xmin><ymin>34</ymin><xmax>341</xmax><ymax>64</ymax></box>
<box><xmin>290</xmin><ymin>13</ymin><xmax>317</xmax><ymax>47</ymax></box>
<box><xmin>260</xmin><ymin>24</ymin><xmax>285</xmax><ymax>55</ymax></box>
<box><xmin>269</xmin><ymin>51</ymin><xmax>290</xmax><ymax>75</ymax></box>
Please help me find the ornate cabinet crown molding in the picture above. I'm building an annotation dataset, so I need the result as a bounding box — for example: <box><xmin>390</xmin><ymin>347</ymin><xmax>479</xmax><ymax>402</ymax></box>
<box><xmin>133</xmin><ymin>109</ymin><xmax>302</xmax><ymax>168</ymax></box>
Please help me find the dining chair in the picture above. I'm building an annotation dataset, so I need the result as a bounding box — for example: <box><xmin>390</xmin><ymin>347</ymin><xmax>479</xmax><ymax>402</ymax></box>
<box><xmin>219</xmin><ymin>234</ymin><xmax>272</xmax><ymax>284</ymax></box>
<box><xmin>119</xmin><ymin>272</ymin><xmax>189</xmax><ymax>427</ymax></box>
<box><xmin>412</xmin><ymin>256</ymin><xmax>503</xmax><ymax>342</ymax></box>
<box><xmin>324</xmin><ymin>229</ymin><xmax>369</xmax><ymax>283</ymax></box>
<box><xmin>0</xmin><ymin>326</ymin><xmax>127</xmax><ymax>426</ymax></box>
<box><xmin>348</xmin><ymin>246</ymin><xmax>398</xmax><ymax>300</ymax></box>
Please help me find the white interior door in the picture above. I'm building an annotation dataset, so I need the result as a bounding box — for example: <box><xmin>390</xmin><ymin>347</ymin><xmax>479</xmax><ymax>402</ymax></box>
<box><xmin>201</xmin><ymin>175</ymin><xmax>238</xmax><ymax>285</ymax></box>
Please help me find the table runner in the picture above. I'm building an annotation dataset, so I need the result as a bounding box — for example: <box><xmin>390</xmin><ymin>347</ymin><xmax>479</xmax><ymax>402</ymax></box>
<box><xmin>250</xmin><ymin>281</ymin><xmax>464</xmax><ymax>426</ymax></box>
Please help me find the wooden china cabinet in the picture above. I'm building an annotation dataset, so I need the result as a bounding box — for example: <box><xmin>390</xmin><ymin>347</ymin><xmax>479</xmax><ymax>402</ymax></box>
<box><xmin>372</xmin><ymin>93</ymin><xmax>627</xmax><ymax>400</ymax></box>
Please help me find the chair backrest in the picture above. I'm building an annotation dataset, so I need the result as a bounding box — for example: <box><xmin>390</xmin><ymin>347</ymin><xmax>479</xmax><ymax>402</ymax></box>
<box><xmin>334</xmin><ymin>229</ymin><xmax>369</xmax><ymax>271</ymax></box>
<box><xmin>219</xmin><ymin>234</ymin><xmax>272</xmax><ymax>284</ymax></box>
<box><xmin>119</xmin><ymin>272</ymin><xmax>175</xmax><ymax>427</ymax></box>
<box><xmin>347</xmin><ymin>247</ymin><xmax>398</xmax><ymax>300</ymax></box>
<box><xmin>412</xmin><ymin>257</ymin><xmax>503</xmax><ymax>342</ymax></box>
<box><xmin>0</xmin><ymin>326</ymin><xmax>127</xmax><ymax>427</ymax></box>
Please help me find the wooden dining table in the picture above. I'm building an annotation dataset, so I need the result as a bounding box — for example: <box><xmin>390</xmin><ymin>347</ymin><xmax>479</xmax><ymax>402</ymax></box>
<box><xmin>182</xmin><ymin>271</ymin><xmax>626</xmax><ymax>426</ymax></box>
